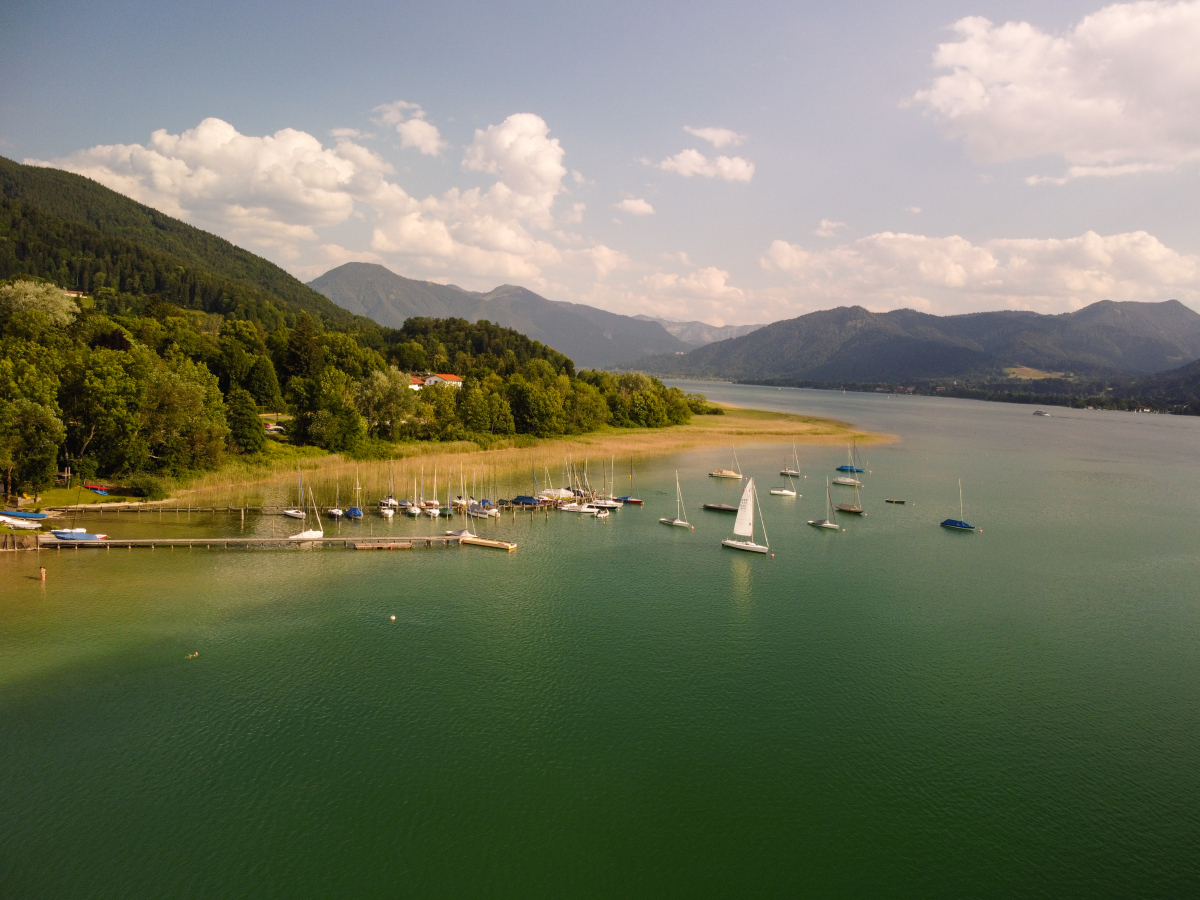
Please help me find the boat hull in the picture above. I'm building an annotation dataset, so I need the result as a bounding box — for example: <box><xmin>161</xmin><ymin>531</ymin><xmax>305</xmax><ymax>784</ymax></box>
<box><xmin>770</xmin><ymin>489</ymin><xmax>796</xmax><ymax>497</ymax></box>
<box><xmin>808</xmin><ymin>520</ymin><xmax>839</xmax><ymax>530</ymax></box>
<box><xmin>836</xmin><ymin>505</ymin><xmax>865</xmax><ymax>515</ymax></box>
<box><xmin>615</xmin><ymin>497</ymin><xmax>643</xmax><ymax>505</ymax></box>
<box><xmin>2</xmin><ymin>510</ymin><xmax>47</xmax><ymax>519</ymax></box>
<box><xmin>709</xmin><ymin>471</ymin><xmax>742</xmax><ymax>479</ymax></box>
<box><xmin>702</xmin><ymin>503</ymin><xmax>737</xmax><ymax>513</ymax></box>
<box><xmin>660</xmin><ymin>517</ymin><xmax>691</xmax><ymax>528</ymax></box>
<box><xmin>832</xmin><ymin>477</ymin><xmax>862</xmax><ymax>487</ymax></box>
<box><xmin>722</xmin><ymin>539</ymin><xmax>769</xmax><ymax>554</ymax></box>
<box><xmin>940</xmin><ymin>519</ymin><xmax>975</xmax><ymax>531</ymax></box>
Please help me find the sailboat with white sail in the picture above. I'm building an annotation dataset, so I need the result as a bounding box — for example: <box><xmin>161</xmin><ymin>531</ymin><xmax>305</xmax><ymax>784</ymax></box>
<box><xmin>808</xmin><ymin>479</ymin><xmax>840</xmax><ymax>530</ymax></box>
<box><xmin>660</xmin><ymin>471</ymin><xmax>692</xmax><ymax>528</ymax></box>
<box><xmin>289</xmin><ymin>487</ymin><xmax>325</xmax><ymax>542</ymax></box>
<box><xmin>722</xmin><ymin>477</ymin><xmax>770</xmax><ymax>554</ymax></box>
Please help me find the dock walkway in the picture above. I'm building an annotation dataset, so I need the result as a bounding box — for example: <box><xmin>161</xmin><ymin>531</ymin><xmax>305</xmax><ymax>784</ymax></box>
<box><xmin>36</xmin><ymin>535</ymin><xmax>480</xmax><ymax>551</ymax></box>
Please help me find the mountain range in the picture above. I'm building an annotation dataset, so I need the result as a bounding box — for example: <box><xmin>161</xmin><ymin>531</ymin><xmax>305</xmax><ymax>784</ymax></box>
<box><xmin>631</xmin><ymin>315</ymin><xmax>763</xmax><ymax>346</ymax></box>
<box><xmin>632</xmin><ymin>301</ymin><xmax>1200</xmax><ymax>383</ymax></box>
<box><xmin>308</xmin><ymin>262</ymin><xmax>695</xmax><ymax>368</ymax></box>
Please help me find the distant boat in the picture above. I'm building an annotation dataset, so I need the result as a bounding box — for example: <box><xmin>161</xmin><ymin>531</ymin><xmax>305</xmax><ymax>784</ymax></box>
<box><xmin>832</xmin><ymin>445</ymin><xmax>863</xmax><ymax>486</ymax></box>
<box><xmin>51</xmin><ymin>527</ymin><xmax>108</xmax><ymax>541</ymax></box>
<box><xmin>836</xmin><ymin>468</ymin><xmax>865</xmax><ymax>515</ymax></box>
<box><xmin>940</xmin><ymin>479</ymin><xmax>975</xmax><ymax>531</ymax></box>
<box><xmin>283</xmin><ymin>467</ymin><xmax>306</xmax><ymax>519</ymax></box>
<box><xmin>722</xmin><ymin>477</ymin><xmax>770</xmax><ymax>554</ymax></box>
<box><xmin>710</xmin><ymin>448</ymin><xmax>743</xmax><ymax>479</ymax></box>
<box><xmin>703</xmin><ymin>503</ymin><xmax>738</xmax><ymax>513</ymax></box>
<box><xmin>289</xmin><ymin>487</ymin><xmax>325</xmax><ymax>541</ymax></box>
<box><xmin>328</xmin><ymin>474</ymin><xmax>343</xmax><ymax>519</ymax></box>
<box><xmin>615</xmin><ymin>456</ymin><xmax>643</xmax><ymax>504</ymax></box>
<box><xmin>347</xmin><ymin>467</ymin><xmax>364</xmax><ymax>519</ymax></box>
<box><xmin>660</xmin><ymin>471</ymin><xmax>692</xmax><ymax>528</ymax></box>
<box><xmin>1033</xmin><ymin>410</ymin><xmax>1050</xmax><ymax>417</ymax></box>
<box><xmin>1</xmin><ymin>509</ymin><xmax>47</xmax><ymax>520</ymax></box>
<box><xmin>808</xmin><ymin>480</ymin><xmax>840</xmax><ymax>530</ymax></box>
<box><xmin>780</xmin><ymin>442</ymin><xmax>802</xmax><ymax>477</ymax></box>
<box><xmin>770</xmin><ymin>472</ymin><xmax>798</xmax><ymax>497</ymax></box>
<box><xmin>0</xmin><ymin>514</ymin><xmax>42</xmax><ymax>530</ymax></box>
<box><xmin>885</xmin><ymin>498</ymin><xmax>905</xmax><ymax>504</ymax></box>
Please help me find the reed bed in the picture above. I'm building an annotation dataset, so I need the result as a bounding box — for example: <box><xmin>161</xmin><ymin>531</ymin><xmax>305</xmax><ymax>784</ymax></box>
<box><xmin>177</xmin><ymin>405</ymin><xmax>885</xmax><ymax>508</ymax></box>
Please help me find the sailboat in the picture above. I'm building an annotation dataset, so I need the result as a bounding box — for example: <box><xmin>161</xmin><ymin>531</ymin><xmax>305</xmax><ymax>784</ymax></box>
<box><xmin>328</xmin><ymin>474</ymin><xmax>343</xmax><ymax>519</ymax></box>
<box><xmin>594</xmin><ymin>456</ymin><xmax>624</xmax><ymax>509</ymax></box>
<box><xmin>710</xmin><ymin>448</ymin><xmax>743</xmax><ymax>479</ymax></box>
<box><xmin>832</xmin><ymin>446</ymin><xmax>863</xmax><ymax>487</ymax></box>
<box><xmin>940</xmin><ymin>479</ymin><xmax>975</xmax><ymax>531</ymax></box>
<box><xmin>770</xmin><ymin>473</ymin><xmax>798</xmax><ymax>497</ymax></box>
<box><xmin>722</xmin><ymin>477</ymin><xmax>770</xmax><ymax>554</ymax></box>
<box><xmin>660</xmin><ymin>471</ymin><xmax>692</xmax><ymax>528</ymax></box>
<box><xmin>615</xmin><ymin>456</ymin><xmax>643</xmax><ymax>504</ymax></box>
<box><xmin>836</xmin><ymin>473</ymin><xmax>865</xmax><ymax>515</ymax></box>
<box><xmin>347</xmin><ymin>467</ymin><xmax>364</xmax><ymax>519</ymax></box>
<box><xmin>289</xmin><ymin>487</ymin><xmax>325</xmax><ymax>541</ymax></box>
<box><xmin>836</xmin><ymin>443</ymin><xmax>865</xmax><ymax>472</ymax></box>
<box><xmin>780</xmin><ymin>442</ymin><xmax>802</xmax><ymax>477</ymax></box>
<box><xmin>283</xmin><ymin>467</ymin><xmax>306</xmax><ymax>519</ymax></box>
<box><xmin>808</xmin><ymin>479</ymin><xmax>840</xmax><ymax>530</ymax></box>
<box><xmin>425</xmin><ymin>467</ymin><xmax>441</xmax><ymax>517</ymax></box>
<box><xmin>379</xmin><ymin>463</ymin><xmax>398</xmax><ymax>516</ymax></box>
<box><xmin>405</xmin><ymin>475</ymin><xmax>421</xmax><ymax>516</ymax></box>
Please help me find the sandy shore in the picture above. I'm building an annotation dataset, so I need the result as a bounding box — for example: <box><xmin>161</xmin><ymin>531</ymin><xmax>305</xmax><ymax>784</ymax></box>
<box><xmin>171</xmin><ymin>404</ymin><xmax>891</xmax><ymax>507</ymax></box>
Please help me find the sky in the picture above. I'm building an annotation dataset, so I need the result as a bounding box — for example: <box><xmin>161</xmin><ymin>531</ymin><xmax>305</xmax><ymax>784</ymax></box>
<box><xmin>3</xmin><ymin>0</ymin><xmax>1199</xmax><ymax>325</ymax></box>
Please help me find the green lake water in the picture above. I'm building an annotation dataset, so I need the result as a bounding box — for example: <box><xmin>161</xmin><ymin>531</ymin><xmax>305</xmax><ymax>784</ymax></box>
<box><xmin>3</xmin><ymin>384</ymin><xmax>1199</xmax><ymax>897</ymax></box>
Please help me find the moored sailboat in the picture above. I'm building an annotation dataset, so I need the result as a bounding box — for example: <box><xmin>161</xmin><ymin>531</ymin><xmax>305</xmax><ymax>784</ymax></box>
<box><xmin>808</xmin><ymin>480</ymin><xmax>840</xmax><ymax>530</ymax></box>
<box><xmin>710</xmin><ymin>448</ymin><xmax>743</xmax><ymax>479</ymax></box>
<box><xmin>940</xmin><ymin>479</ymin><xmax>975</xmax><ymax>531</ymax></box>
<box><xmin>722</xmin><ymin>477</ymin><xmax>770</xmax><ymax>554</ymax></box>
<box><xmin>660</xmin><ymin>471</ymin><xmax>692</xmax><ymax>528</ymax></box>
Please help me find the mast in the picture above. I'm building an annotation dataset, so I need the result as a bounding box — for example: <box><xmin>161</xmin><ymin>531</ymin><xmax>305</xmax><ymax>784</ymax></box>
<box><xmin>959</xmin><ymin>479</ymin><xmax>964</xmax><ymax>520</ymax></box>
<box><xmin>754</xmin><ymin>480</ymin><xmax>768</xmax><ymax>548</ymax></box>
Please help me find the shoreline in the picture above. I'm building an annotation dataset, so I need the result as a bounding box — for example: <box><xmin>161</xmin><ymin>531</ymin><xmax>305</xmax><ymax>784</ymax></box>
<box><xmin>171</xmin><ymin>404</ymin><xmax>892</xmax><ymax>508</ymax></box>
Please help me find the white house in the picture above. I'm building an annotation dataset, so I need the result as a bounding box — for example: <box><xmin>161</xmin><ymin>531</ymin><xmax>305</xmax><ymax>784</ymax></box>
<box><xmin>424</xmin><ymin>374</ymin><xmax>463</xmax><ymax>388</ymax></box>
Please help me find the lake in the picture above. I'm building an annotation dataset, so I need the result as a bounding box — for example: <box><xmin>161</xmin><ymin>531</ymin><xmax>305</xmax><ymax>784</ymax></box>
<box><xmin>2</xmin><ymin>385</ymin><xmax>1198</xmax><ymax>897</ymax></box>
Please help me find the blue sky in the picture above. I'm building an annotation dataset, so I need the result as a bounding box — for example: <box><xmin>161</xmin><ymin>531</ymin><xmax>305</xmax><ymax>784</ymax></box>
<box><xmin>3</xmin><ymin>0</ymin><xmax>1198</xmax><ymax>324</ymax></box>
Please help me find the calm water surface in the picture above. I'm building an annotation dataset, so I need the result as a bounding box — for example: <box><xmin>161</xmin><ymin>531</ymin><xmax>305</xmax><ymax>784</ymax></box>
<box><xmin>2</xmin><ymin>386</ymin><xmax>1199</xmax><ymax>897</ymax></box>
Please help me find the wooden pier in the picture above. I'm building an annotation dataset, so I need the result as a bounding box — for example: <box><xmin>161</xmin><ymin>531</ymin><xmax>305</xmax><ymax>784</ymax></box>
<box><xmin>33</xmin><ymin>534</ymin><xmax>511</xmax><ymax>552</ymax></box>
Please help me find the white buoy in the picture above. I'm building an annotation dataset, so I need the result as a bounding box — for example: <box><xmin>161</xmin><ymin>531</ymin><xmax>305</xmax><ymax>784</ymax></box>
<box><xmin>390</xmin><ymin>615</ymin><xmax>396</xmax><ymax>621</ymax></box>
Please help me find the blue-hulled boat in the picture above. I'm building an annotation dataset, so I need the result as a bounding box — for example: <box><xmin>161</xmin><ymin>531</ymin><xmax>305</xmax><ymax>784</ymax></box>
<box><xmin>835</xmin><ymin>465</ymin><xmax>864</xmax><ymax>473</ymax></box>
<box><xmin>52</xmin><ymin>528</ymin><xmax>108</xmax><ymax>541</ymax></box>
<box><xmin>347</xmin><ymin>466</ymin><xmax>364</xmax><ymax>519</ymax></box>
<box><xmin>940</xmin><ymin>479</ymin><xmax>975</xmax><ymax>532</ymax></box>
<box><xmin>2</xmin><ymin>509</ymin><xmax>47</xmax><ymax>519</ymax></box>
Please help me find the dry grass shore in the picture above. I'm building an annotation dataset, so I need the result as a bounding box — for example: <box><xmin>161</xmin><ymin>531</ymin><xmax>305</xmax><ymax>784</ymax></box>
<box><xmin>169</xmin><ymin>404</ymin><xmax>889</xmax><ymax>508</ymax></box>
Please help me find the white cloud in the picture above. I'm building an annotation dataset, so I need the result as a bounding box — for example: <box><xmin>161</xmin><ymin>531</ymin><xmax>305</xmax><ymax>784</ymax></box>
<box><xmin>613</xmin><ymin>197</ymin><xmax>655</xmax><ymax>216</ymax></box>
<box><xmin>815</xmin><ymin>218</ymin><xmax>846</xmax><ymax>237</ymax></box>
<box><xmin>462</xmin><ymin>113</ymin><xmax>567</xmax><ymax>227</ymax></box>
<box><xmin>657</xmin><ymin>148</ymin><xmax>755</xmax><ymax>182</ymax></box>
<box><xmin>683</xmin><ymin>126</ymin><xmax>746</xmax><ymax>148</ymax></box>
<box><xmin>913</xmin><ymin>2</ymin><xmax>1200</xmax><ymax>181</ymax></box>
<box><xmin>761</xmin><ymin>229</ymin><xmax>1200</xmax><ymax>314</ymax></box>
<box><xmin>28</xmin><ymin>117</ymin><xmax>392</xmax><ymax>256</ymax></box>
<box><xmin>373</xmin><ymin>100</ymin><xmax>445</xmax><ymax>156</ymax></box>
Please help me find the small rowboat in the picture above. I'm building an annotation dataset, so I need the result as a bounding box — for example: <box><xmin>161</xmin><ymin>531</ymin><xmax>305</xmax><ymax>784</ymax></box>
<box><xmin>885</xmin><ymin>498</ymin><xmax>905</xmax><ymax>504</ymax></box>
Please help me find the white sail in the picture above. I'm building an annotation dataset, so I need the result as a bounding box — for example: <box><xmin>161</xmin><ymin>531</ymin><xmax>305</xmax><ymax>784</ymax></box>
<box><xmin>733</xmin><ymin>477</ymin><xmax>755</xmax><ymax>537</ymax></box>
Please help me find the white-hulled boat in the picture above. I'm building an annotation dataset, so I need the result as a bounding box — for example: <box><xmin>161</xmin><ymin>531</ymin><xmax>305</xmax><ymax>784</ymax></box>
<box><xmin>710</xmin><ymin>448</ymin><xmax>743</xmax><ymax>479</ymax></box>
<box><xmin>780</xmin><ymin>442</ymin><xmax>802</xmax><ymax>477</ymax></box>
<box><xmin>283</xmin><ymin>467</ymin><xmax>306</xmax><ymax>519</ymax></box>
<box><xmin>289</xmin><ymin>487</ymin><xmax>324</xmax><ymax>542</ymax></box>
<box><xmin>722</xmin><ymin>478</ymin><xmax>770</xmax><ymax>554</ymax></box>
<box><xmin>808</xmin><ymin>480</ymin><xmax>840</xmax><ymax>530</ymax></box>
<box><xmin>328</xmin><ymin>474</ymin><xmax>343</xmax><ymax>519</ymax></box>
<box><xmin>660</xmin><ymin>471</ymin><xmax>692</xmax><ymax>528</ymax></box>
<box><xmin>770</xmin><ymin>472</ymin><xmax>798</xmax><ymax>497</ymax></box>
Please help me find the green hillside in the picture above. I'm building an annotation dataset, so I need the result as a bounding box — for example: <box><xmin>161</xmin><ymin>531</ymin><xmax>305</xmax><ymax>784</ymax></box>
<box><xmin>0</xmin><ymin>156</ymin><xmax>355</xmax><ymax>325</ymax></box>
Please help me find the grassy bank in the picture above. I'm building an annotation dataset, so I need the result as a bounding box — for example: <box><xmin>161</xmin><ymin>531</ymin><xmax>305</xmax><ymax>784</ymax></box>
<box><xmin>168</xmin><ymin>405</ymin><xmax>886</xmax><ymax>508</ymax></box>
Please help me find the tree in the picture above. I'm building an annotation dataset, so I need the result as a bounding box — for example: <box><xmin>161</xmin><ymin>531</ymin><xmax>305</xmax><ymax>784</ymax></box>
<box><xmin>227</xmin><ymin>387</ymin><xmax>266</xmax><ymax>453</ymax></box>
<box><xmin>0</xmin><ymin>280</ymin><xmax>77</xmax><ymax>326</ymax></box>
<box><xmin>355</xmin><ymin>367</ymin><xmax>414</xmax><ymax>439</ymax></box>
<box><xmin>457</xmin><ymin>381</ymin><xmax>491</xmax><ymax>433</ymax></box>
<box><xmin>508</xmin><ymin>381</ymin><xmax>564</xmax><ymax>436</ymax></box>
<box><xmin>564</xmin><ymin>381</ymin><xmax>610</xmax><ymax>432</ymax></box>
<box><xmin>286</xmin><ymin>312</ymin><xmax>325</xmax><ymax>380</ymax></box>
<box><xmin>488</xmin><ymin>393</ymin><xmax>515</xmax><ymax>434</ymax></box>
<box><xmin>629</xmin><ymin>390</ymin><xmax>668</xmax><ymax>428</ymax></box>
<box><xmin>245</xmin><ymin>355</ymin><xmax>284</xmax><ymax>411</ymax></box>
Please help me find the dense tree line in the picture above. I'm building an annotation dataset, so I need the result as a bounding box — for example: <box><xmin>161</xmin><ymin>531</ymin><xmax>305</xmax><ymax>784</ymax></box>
<box><xmin>0</xmin><ymin>279</ymin><xmax>710</xmax><ymax>500</ymax></box>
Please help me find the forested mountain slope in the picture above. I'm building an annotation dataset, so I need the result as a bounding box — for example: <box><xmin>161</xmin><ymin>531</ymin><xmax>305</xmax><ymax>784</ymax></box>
<box><xmin>636</xmin><ymin>301</ymin><xmax>1200</xmax><ymax>382</ymax></box>
<box><xmin>309</xmin><ymin>262</ymin><xmax>691</xmax><ymax>368</ymax></box>
<box><xmin>0</xmin><ymin>156</ymin><xmax>356</xmax><ymax>325</ymax></box>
